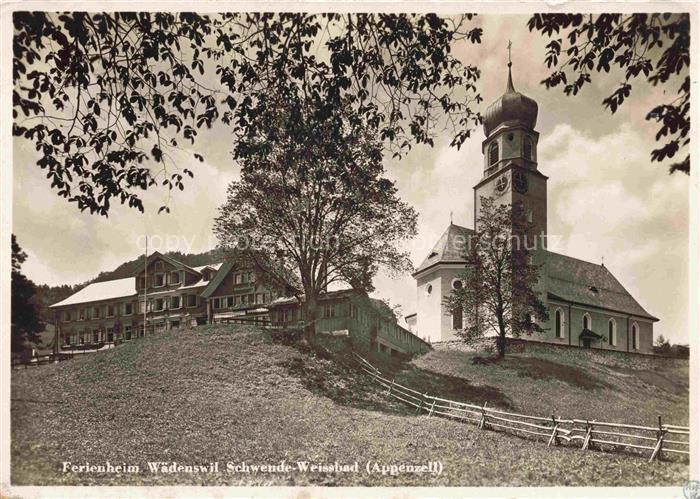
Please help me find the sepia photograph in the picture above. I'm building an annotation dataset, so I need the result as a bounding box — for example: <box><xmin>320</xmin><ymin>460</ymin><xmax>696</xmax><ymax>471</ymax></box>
<box><xmin>1</xmin><ymin>2</ymin><xmax>697</xmax><ymax>497</ymax></box>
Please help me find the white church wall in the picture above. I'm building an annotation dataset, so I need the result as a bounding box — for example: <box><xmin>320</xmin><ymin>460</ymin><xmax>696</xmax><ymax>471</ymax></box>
<box><xmin>415</xmin><ymin>271</ymin><xmax>443</xmax><ymax>344</ymax></box>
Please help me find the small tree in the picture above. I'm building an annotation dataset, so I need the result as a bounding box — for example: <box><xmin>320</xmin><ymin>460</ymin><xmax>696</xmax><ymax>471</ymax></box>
<box><xmin>11</xmin><ymin>235</ymin><xmax>44</xmax><ymax>353</ymax></box>
<box><xmin>213</xmin><ymin>93</ymin><xmax>418</xmax><ymax>341</ymax></box>
<box><xmin>655</xmin><ymin>334</ymin><xmax>671</xmax><ymax>354</ymax></box>
<box><xmin>445</xmin><ymin>197</ymin><xmax>548</xmax><ymax>357</ymax></box>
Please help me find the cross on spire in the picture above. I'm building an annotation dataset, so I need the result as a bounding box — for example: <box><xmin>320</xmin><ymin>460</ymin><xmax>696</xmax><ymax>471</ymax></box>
<box><xmin>507</xmin><ymin>40</ymin><xmax>512</xmax><ymax>67</ymax></box>
<box><xmin>506</xmin><ymin>40</ymin><xmax>515</xmax><ymax>92</ymax></box>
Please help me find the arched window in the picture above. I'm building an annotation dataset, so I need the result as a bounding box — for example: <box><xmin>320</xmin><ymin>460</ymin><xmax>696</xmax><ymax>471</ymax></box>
<box><xmin>489</xmin><ymin>142</ymin><xmax>499</xmax><ymax>166</ymax></box>
<box><xmin>452</xmin><ymin>306</ymin><xmax>463</xmax><ymax>330</ymax></box>
<box><xmin>632</xmin><ymin>322</ymin><xmax>639</xmax><ymax>350</ymax></box>
<box><xmin>608</xmin><ymin>319</ymin><xmax>617</xmax><ymax>346</ymax></box>
<box><xmin>523</xmin><ymin>136</ymin><xmax>533</xmax><ymax>160</ymax></box>
<box><xmin>555</xmin><ymin>308</ymin><xmax>564</xmax><ymax>338</ymax></box>
<box><xmin>583</xmin><ymin>313</ymin><xmax>591</xmax><ymax>330</ymax></box>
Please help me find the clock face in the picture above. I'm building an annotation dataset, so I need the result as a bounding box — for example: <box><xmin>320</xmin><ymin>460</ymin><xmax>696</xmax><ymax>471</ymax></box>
<box><xmin>495</xmin><ymin>175</ymin><xmax>509</xmax><ymax>194</ymax></box>
<box><xmin>513</xmin><ymin>170</ymin><xmax>528</xmax><ymax>194</ymax></box>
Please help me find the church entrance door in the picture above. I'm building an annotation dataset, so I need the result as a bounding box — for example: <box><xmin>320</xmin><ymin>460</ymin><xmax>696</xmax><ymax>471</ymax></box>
<box><xmin>582</xmin><ymin>338</ymin><xmax>592</xmax><ymax>348</ymax></box>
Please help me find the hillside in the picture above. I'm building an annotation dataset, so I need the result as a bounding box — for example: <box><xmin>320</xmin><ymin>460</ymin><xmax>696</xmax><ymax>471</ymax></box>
<box><xmin>11</xmin><ymin>325</ymin><xmax>688</xmax><ymax>486</ymax></box>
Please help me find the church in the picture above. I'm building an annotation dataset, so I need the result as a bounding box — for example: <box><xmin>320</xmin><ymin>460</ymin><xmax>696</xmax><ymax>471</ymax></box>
<box><xmin>404</xmin><ymin>60</ymin><xmax>658</xmax><ymax>355</ymax></box>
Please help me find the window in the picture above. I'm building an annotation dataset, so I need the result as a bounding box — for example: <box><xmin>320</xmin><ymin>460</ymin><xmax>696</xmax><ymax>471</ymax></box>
<box><xmin>169</xmin><ymin>271</ymin><xmax>181</xmax><ymax>285</ymax></box>
<box><xmin>107</xmin><ymin>305</ymin><xmax>115</xmax><ymax>317</ymax></box>
<box><xmin>452</xmin><ymin>307</ymin><xmax>463</xmax><ymax>330</ymax></box>
<box><xmin>186</xmin><ymin>295</ymin><xmax>197</xmax><ymax>308</ymax></box>
<box><xmin>79</xmin><ymin>309</ymin><xmax>85</xmax><ymax>321</ymax></box>
<box><xmin>202</xmin><ymin>271</ymin><xmax>210</xmax><ymax>282</ymax></box>
<box><xmin>608</xmin><ymin>319</ymin><xmax>617</xmax><ymax>346</ymax></box>
<box><xmin>324</xmin><ymin>303</ymin><xmax>335</xmax><ymax>318</ymax></box>
<box><xmin>137</xmin><ymin>277</ymin><xmax>146</xmax><ymax>290</ymax></box>
<box><xmin>426</xmin><ymin>284</ymin><xmax>433</xmax><ymax>295</ymax></box>
<box><xmin>93</xmin><ymin>330</ymin><xmax>100</xmax><ymax>343</ymax></box>
<box><xmin>583</xmin><ymin>313</ymin><xmax>591</xmax><ymax>330</ymax></box>
<box><xmin>227</xmin><ymin>296</ymin><xmax>235</xmax><ymax>308</ymax></box>
<box><xmin>523</xmin><ymin>136</ymin><xmax>533</xmax><ymax>160</ymax></box>
<box><xmin>241</xmin><ymin>272</ymin><xmax>248</xmax><ymax>284</ymax></box>
<box><xmin>64</xmin><ymin>310</ymin><xmax>72</xmax><ymax>322</ymax></box>
<box><xmin>154</xmin><ymin>261</ymin><xmax>163</xmax><ymax>271</ymax></box>
<box><xmin>213</xmin><ymin>297</ymin><xmax>222</xmax><ymax>310</ymax></box>
<box><xmin>248</xmin><ymin>272</ymin><xmax>255</xmax><ymax>283</ymax></box>
<box><xmin>155</xmin><ymin>298</ymin><xmax>166</xmax><ymax>311</ymax></box>
<box><xmin>632</xmin><ymin>322</ymin><xmax>639</xmax><ymax>350</ymax></box>
<box><xmin>93</xmin><ymin>306</ymin><xmax>101</xmax><ymax>319</ymax></box>
<box><xmin>555</xmin><ymin>308</ymin><xmax>564</xmax><ymax>338</ymax></box>
<box><xmin>154</xmin><ymin>273</ymin><xmax>165</xmax><ymax>287</ymax></box>
<box><xmin>248</xmin><ymin>294</ymin><xmax>255</xmax><ymax>305</ymax></box>
<box><xmin>452</xmin><ymin>279</ymin><xmax>463</xmax><ymax>290</ymax></box>
<box><xmin>124</xmin><ymin>302</ymin><xmax>133</xmax><ymax>315</ymax></box>
<box><xmin>488</xmin><ymin>142</ymin><xmax>499</xmax><ymax>166</ymax></box>
<box><xmin>170</xmin><ymin>296</ymin><xmax>181</xmax><ymax>309</ymax></box>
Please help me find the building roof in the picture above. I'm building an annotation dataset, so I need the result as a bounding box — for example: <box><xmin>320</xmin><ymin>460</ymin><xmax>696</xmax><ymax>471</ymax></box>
<box><xmin>579</xmin><ymin>328</ymin><xmax>604</xmax><ymax>340</ymax></box>
<box><xmin>269</xmin><ymin>288</ymin><xmax>355</xmax><ymax>307</ymax></box>
<box><xmin>200</xmin><ymin>261</ymin><xmax>236</xmax><ymax>298</ymax></box>
<box><xmin>545</xmin><ymin>251</ymin><xmax>658</xmax><ymax>321</ymax></box>
<box><xmin>49</xmin><ymin>277</ymin><xmax>137</xmax><ymax>308</ymax></box>
<box><xmin>192</xmin><ymin>263</ymin><xmax>223</xmax><ymax>273</ymax></box>
<box><xmin>413</xmin><ymin>223</ymin><xmax>475</xmax><ymax>276</ymax></box>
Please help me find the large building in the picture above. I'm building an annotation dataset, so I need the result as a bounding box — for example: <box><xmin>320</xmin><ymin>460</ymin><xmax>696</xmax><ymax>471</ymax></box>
<box><xmin>406</xmin><ymin>61</ymin><xmax>658</xmax><ymax>354</ymax></box>
<box><xmin>50</xmin><ymin>251</ymin><xmax>278</xmax><ymax>347</ymax></box>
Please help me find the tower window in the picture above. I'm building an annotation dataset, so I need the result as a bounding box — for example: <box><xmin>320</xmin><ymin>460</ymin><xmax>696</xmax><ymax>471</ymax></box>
<box><xmin>523</xmin><ymin>137</ymin><xmax>533</xmax><ymax>160</ymax></box>
<box><xmin>583</xmin><ymin>313</ymin><xmax>591</xmax><ymax>330</ymax></box>
<box><xmin>488</xmin><ymin>142</ymin><xmax>499</xmax><ymax>166</ymax></box>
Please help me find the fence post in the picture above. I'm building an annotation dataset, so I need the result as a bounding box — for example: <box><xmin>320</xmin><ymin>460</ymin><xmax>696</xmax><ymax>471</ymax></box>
<box><xmin>479</xmin><ymin>402</ymin><xmax>488</xmax><ymax>430</ymax></box>
<box><xmin>649</xmin><ymin>415</ymin><xmax>666</xmax><ymax>463</ymax></box>
<box><xmin>427</xmin><ymin>396</ymin><xmax>436</xmax><ymax>417</ymax></box>
<box><xmin>386</xmin><ymin>378</ymin><xmax>395</xmax><ymax>396</ymax></box>
<box><xmin>548</xmin><ymin>413</ymin><xmax>559</xmax><ymax>447</ymax></box>
<box><xmin>582</xmin><ymin>420</ymin><xmax>593</xmax><ymax>450</ymax></box>
<box><xmin>415</xmin><ymin>394</ymin><xmax>426</xmax><ymax>415</ymax></box>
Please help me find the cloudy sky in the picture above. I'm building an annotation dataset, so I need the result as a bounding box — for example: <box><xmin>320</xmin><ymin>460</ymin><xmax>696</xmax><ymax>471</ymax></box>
<box><xmin>12</xmin><ymin>14</ymin><xmax>689</xmax><ymax>344</ymax></box>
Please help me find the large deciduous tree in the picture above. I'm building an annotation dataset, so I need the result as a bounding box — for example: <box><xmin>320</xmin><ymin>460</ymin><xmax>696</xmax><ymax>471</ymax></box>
<box><xmin>11</xmin><ymin>235</ymin><xmax>44</xmax><ymax>353</ymax></box>
<box><xmin>445</xmin><ymin>197</ymin><xmax>547</xmax><ymax>357</ymax></box>
<box><xmin>213</xmin><ymin>91</ymin><xmax>418</xmax><ymax>341</ymax></box>
<box><xmin>528</xmin><ymin>13</ymin><xmax>690</xmax><ymax>174</ymax></box>
<box><xmin>13</xmin><ymin>12</ymin><xmax>483</xmax><ymax>215</ymax></box>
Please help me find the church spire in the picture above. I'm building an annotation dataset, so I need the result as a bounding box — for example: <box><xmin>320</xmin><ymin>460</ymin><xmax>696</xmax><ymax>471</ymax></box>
<box><xmin>506</xmin><ymin>40</ymin><xmax>515</xmax><ymax>93</ymax></box>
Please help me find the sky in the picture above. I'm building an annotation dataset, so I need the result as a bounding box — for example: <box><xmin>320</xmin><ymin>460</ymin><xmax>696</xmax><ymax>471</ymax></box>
<box><xmin>12</xmin><ymin>14</ymin><xmax>690</xmax><ymax>345</ymax></box>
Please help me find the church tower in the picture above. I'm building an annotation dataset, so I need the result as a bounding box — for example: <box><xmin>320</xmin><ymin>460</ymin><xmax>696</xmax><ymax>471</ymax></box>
<box><xmin>473</xmin><ymin>50</ymin><xmax>548</xmax><ymax>249</ymax></box>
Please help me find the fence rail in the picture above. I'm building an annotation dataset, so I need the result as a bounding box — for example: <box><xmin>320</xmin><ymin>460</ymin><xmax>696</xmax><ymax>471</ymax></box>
<box><xmin>353</xmin><ymin>353</ymin><xmax>689</xmax><ymax>462</ymax></box>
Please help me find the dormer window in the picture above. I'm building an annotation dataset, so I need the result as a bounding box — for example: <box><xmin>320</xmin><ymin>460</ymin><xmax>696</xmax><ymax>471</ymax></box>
<box><xmin>154</xmin><ymin>261</ymin><xmax>163</xmax><ymax>271</ymax></box>
<box><xmin>589</xmin><ymin>286</ymin><xmax>599</xmax><ymax>295</ymax></box>
<box><xmin>523</xmin><ymin>136</ymin><xmax>533</xmax><ymax>160</ymax></box>
<box><xmin>488</xmin><ymin>142</ymin><xmax>499</xmax><ymax>166</ymax></box>
<box><xmin>428</xmin><ymin>251</ymin><xmax>438</xmax><ymax>259</ymax></box>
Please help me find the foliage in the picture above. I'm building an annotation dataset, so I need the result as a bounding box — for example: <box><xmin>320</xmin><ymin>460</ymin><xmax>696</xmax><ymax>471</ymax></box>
<box><xmin>213</xmin><ymin>93</ymin><xmax>418</xmax><ymax>339</ymax></box>
<box><xmin>445</xmin><ymin>197</ymin><xmax>548</xmax><ymax>357</ymax></box>
<box><xmin>528</xmin><ymin>13</ymin><xmax>690</xmax><ymax>174</ymax></box>
<box><xmin>13</xmin><ymin>12</ymin><xmax>483</xmax><ymax>215</ymax></box>
<box><xmin>11</xmin><ymin>235</ymin><xmax>45</xmax><ymax>352</ymax></box>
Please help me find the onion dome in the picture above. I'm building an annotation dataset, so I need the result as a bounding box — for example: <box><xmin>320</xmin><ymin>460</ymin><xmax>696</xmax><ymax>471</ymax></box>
<box><xmin>483</xmin><ymin>62</ymin><xmax>538</xmax><ymax>137</ymax></box>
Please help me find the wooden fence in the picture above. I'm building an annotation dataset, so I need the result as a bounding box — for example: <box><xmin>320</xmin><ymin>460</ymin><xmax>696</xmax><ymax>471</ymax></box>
<box><xmin>354</xmin><ymin>353</ymin><xmax>689</xmax><ymax>462</ymax></box>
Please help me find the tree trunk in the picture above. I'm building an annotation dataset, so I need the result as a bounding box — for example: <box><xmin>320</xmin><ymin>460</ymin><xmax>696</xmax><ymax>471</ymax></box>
<box><xmin>303</xmin><ymin>297</ymin><xmax>318</xmax><ymax>343</ymax></box>
<box><xmin>497</xmin><ymin>329</ymin><xmax>507</xmax><ymax>358</ymax></box>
